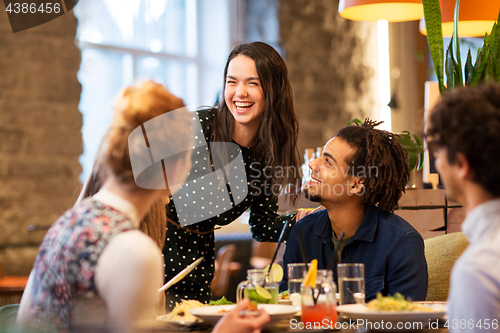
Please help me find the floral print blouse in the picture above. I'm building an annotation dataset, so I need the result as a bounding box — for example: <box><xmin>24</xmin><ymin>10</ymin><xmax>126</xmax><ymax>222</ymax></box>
<box><xmin>28</xmin><ymin>199</ymin><xmax>134</xmax><ymax>331</ymax></box>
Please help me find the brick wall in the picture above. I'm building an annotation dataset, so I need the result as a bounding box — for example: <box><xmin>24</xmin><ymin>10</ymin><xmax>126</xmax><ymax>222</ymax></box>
<box><xmin>395</xmin><ymin>189</ymin><xmax>465</xmax><ymax>239</ymax></box>
<box><xmin>0</xmin><ymin>11</ymin><xmax>81</xmax><ymax>275</ymax></box>
<box><xmin>279</xmin><ymin>0</ymin><xmax>379</xmax><ymax>155</ymax></box>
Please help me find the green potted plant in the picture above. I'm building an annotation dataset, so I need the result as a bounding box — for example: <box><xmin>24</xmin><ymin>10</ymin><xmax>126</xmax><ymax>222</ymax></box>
<box><xmin>423</xmin><ymin>0</ymin><xmax>500</xmax><ymax>94</ymax></box>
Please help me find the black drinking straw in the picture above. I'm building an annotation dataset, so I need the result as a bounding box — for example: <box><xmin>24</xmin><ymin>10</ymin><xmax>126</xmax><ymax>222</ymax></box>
<box><xmin>297</xmin><ymin>230</ymin><xmax>321</xmax><ymax>305</ymax></box>
<box><xmin>297</xmin><ymin>230</ymin><xmax>308</xmax><ymax>266</ymax></box>
<box><xmin>327</xmin><ymin>231</ymin><xmax>345</xmax><ymax>271</ymax></box>
<box><xmin>263</xmin><ymin>221</ymin><xmax>289</xmax><ymax>287</ymax></box>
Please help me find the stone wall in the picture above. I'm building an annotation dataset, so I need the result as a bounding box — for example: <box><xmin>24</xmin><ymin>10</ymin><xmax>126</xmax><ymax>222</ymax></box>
<box><xmin>279</xmin><ymin>0</ymin><xmax>379</xmax><ymax>155</ymax></box>
<box><xmin>0</xmin><ymin>11</ymin><xmax>81</xmax><ymax>275</ymax></box>
<box><xmin>235</xmin><ymin>0</ymin><xmax>378</xmax><ymax>157</ymax></box>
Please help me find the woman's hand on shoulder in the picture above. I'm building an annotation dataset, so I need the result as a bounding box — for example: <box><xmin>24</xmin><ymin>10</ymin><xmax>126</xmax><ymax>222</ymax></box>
<box><xmin>212</xmin><ymin>299</ymin><xmax>270</xmax><ymax>333</ymax></box>
<box><xmin>294</xmin><ymin>206</ymin><xmax>326</xmax><ymax>222</ymax></box>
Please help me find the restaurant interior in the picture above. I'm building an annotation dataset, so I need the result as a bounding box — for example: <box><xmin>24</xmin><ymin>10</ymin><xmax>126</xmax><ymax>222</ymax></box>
<box><xmin>0</xmin><ymin>0</ymin><xmax>499</xmax><ymax>330</ymax></box>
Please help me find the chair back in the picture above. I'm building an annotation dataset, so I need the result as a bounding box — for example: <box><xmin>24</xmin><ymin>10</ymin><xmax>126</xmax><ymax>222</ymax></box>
<box><xmin>424</xmin><ymin>232</ymin><xmax>469</xmax><ymax>301</ymax></box>
<box><xmin>0</xmin><ymin>258</ymin><xmax>5</xmax><ymax>280</ymax></box>
<box><xmin>0</xmin><ymin>304</ymin><xmax>19</xmax><ymax>331</ymax></box>
<box><xmin>211</xmin><ymin>244</ymin><xmax>236</xmax><ymax>298</ymax></box>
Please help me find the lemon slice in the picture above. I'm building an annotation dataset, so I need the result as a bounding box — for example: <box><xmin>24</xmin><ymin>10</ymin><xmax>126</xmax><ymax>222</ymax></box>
<box><xmin>303</xmin><ymin>259</ymin><xmax>318</xmax><ymax>288</ymax></box>
<box><xmin>263</xmin><ymin>263</ymin><xmax>284</xmax><ymax>283</ymax></box>
<box><xmin>255</xmin><ymin>285</ymin><xmax>272</xmax><ymax>300</ymax></box>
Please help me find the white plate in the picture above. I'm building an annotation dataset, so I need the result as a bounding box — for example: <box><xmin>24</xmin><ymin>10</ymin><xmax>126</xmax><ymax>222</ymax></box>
<box><xmin>155</xmin><ymin>316</ymin><xmax>211</xmax><ymax>331</ymax></box>
<box><xmin>190</xmin><ymin>304</ymin><xmax>299</xmax><ymax>328</ymax></box>
<box><xmin>336</xmin><ymin>303</ymin><xmax>446</xmax><ymax>331</ymax></box>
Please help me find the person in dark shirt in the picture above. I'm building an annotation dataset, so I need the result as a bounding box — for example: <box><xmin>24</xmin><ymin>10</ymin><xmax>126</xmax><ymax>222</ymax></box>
<box><xmin>281</xmin><ymin>119</ymin><xmax>428</xmax><ymax>301</ymax></box>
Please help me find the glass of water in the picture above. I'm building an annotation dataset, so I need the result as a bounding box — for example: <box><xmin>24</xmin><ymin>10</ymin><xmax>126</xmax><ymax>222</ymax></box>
<box><xmin>288</xmin><ymin>263</ymin><xmax>309</xmax><ymax>293</ymax></box>
<box><xmin>337</xmin><ymin>263</ymin><xmax>365</xmax><ymax>305</ymax></box>
<box><xmin>287</xmin><ymin>263</ymin><xmax>309</xmax><ymax>305</ymax></box>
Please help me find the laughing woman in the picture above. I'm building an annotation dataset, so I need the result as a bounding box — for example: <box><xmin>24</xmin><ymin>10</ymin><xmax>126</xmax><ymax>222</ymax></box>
<box><xmin>163</xmin><ymin>42</ymin><xmax>302</xmax><ymax>308</ymax></box>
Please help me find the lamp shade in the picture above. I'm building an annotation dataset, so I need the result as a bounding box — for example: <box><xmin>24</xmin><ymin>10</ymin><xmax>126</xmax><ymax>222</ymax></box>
<box><xmin>420</xmin><ymin>0</ymin><xmax>500</xmax><ymax>37</ymax></box>
<box><xmin>339</xmin><ymin>0</ymin><xmax>424</xmax><ymax>22</ymax></box>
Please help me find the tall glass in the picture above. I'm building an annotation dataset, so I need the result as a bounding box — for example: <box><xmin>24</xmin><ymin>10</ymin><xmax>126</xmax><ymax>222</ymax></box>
<box><xmin>237</xmin><ymin>269</ymin><xmax>279</xmax><ymax>304</ymax></box>
<box><xmin>301</xmin><ymin>270</ymin><xmax>337</xmax><ymax>326</ymax></box>
<box><xmin>288</xmin><ymin>263</ymin><xmax>309</xmax><ymax>294</ymax></box>
<box><xmin>337</xmin><ymin>263</ymin><xmax>365</xmax><ymax>305</ymax></box>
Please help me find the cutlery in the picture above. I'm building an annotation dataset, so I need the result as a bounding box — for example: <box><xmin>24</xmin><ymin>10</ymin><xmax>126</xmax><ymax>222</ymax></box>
<box><xmin>158</xmin><ymin>256</ymin><xmax>204</xmax><ymax>292</ymax></box>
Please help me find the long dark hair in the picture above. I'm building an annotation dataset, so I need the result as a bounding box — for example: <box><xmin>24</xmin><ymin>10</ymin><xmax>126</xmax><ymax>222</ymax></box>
<box><xmin>211</xmin><ymin>42</ymin><xmax>300</xmax><ymax>203</ymax></box>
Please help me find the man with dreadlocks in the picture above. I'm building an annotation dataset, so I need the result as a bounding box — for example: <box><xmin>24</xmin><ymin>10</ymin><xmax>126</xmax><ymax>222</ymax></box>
<box><xmin>280</xmin><ymin>119</ymin><xmax>428</xmax><ymax>301</ymax></box>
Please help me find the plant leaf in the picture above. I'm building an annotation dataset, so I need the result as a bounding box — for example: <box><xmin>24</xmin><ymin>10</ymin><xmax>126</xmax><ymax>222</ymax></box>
<box><xmin>422</xmin><ymin>0</ymin><xmax>445</xmax><ymax>94</ymax></box>
<box><xmin>446</xmin><ymin>38</ymin><xmax>461</xmax><ymax>90</ymax></box>
<box><xmin>486</xmin><ymin>47</ymin><xmax>495</xmax><ymax>81</ymax></box>
<box><xmin>453</xmin><ymin>0</ymin><xmax>463</xmax><ymax>84</ymax></box>
<box><xmin>472</xmin><ymin>39</ymin><xmax>490</xmax><ymax>85</ymax></box>
<box><xmin>408</xmin><ymin>151</ymin><xmax>417</xmax><ymax>171</ymax></box>
<box><xmin>411</xmin><ymin>134</ymin><xmax>424</xmax><ymax>171</ymax></box>
<box><xmin>397</xmin><ymin>132</ymin><xmax>424</xmax><ymax>171</ymax></box>
<box><xmin>465</xmin><ymin>49</ymin><xmax>475</xmax><ymax>85</ymax></box>
<box><xmin>347</xmin><ymin>118</ymin><xmax>362</xmax><ymax>126</ymax></box>
<box><xmin>475</xmin><ymin>46</ymin><xmax>483</xmax><ymax>71</ymax></box>
<box><xmin>492</xmin><ymin>21</ymin><xmax>499</xmax><ymax>62</ymax></box>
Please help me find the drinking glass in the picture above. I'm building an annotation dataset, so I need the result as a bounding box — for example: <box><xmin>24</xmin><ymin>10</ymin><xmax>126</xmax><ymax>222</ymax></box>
<box><xmin>337</xmin><ymin>263</ymin><xmax>365</xmax><ymax>305</ymax></box>
<box><xmin>236</xmin><ymin>269</ymin><xmax>279</xmax><ymax>304</ymax></box>
<box><xmin>301</xmin><ymin>269</ymin><xmax>337</xmax><ymax>326</ymax></box>
<box><xmin>288</xmin><ymin>263</ymin><xmax>309</xmax><ymax>294</ymax></box>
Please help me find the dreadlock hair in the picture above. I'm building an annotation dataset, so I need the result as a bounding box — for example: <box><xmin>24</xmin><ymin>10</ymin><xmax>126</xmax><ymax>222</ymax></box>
<box><xmin>336</xmin><ymin>119</ymin><xmax>410</xmax><ymax>212</ymax></box>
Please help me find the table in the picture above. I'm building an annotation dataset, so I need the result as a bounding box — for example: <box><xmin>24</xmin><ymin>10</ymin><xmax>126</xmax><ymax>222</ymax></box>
<box><xmin>0</xmin><ymin>276</ymin><xmax>29</xmax><ymax>294</ymax></box>
<box><xmin>148</xmin><ymin>318</ymin><xmax>450</xmax><ymax>332</ymax></box>
<box><xmin>0</xmin><ymin>276</ymin><xmax>29</xmax><ymax>306</ymax></box>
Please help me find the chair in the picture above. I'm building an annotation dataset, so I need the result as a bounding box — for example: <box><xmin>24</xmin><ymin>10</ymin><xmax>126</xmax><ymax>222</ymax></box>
<box><xmin>424</xmin><ymin>232</ymin><xmax>469</xmax><ymax>301</ymax></box>
<box><xmin>0</xmin><ymin>259</ymin><xmax>5</xmax><ymax>280</ymax></box>
<box><xmin>0</xmin><ymin>304</ymin><xmax>19</xmax><ymax>332</ymax></box>
<box><xmin>0</xmin><ymin>258</ymin><xmax>29</xmax><ymax>307</ymax></box>
<box><xmin>211</xmin><ymin>244</ymin><xmax>236</xmax><ymax>298</ymax></box>
<box><xmin>250</xmin><ymin>240</ymin><xmax>276</xmax><ymax>269</ymax></box>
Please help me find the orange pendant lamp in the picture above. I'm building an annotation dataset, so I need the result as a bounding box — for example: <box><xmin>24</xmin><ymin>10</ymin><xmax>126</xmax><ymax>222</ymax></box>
<box><xmin>338</xmin><ymin>0</ymin><xmax>424</xmax><ymax>22</ymax></box>
<box><xmin>420</xmin><ymin>0</ymin><xmax>500</xmax><ymax>37</ymax></box>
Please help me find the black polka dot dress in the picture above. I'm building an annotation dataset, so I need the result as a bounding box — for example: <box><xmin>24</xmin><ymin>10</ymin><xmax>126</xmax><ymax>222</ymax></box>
<box><xmin>162</xmin><ymin>108</ymin><xmax>296</xmax><ymax>309</ymax></box>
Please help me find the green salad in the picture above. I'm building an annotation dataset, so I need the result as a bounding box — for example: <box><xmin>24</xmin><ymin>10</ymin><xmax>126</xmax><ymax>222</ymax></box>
<box><xmin>209</xmin><ymin>296</ymin><xmax>234</xmax><ymax>306</ymax></box>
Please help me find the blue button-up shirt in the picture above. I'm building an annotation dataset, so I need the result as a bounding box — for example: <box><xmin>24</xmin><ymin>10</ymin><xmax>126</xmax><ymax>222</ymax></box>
<box><xmin>281</xmin><ymin>205</ymin><xmax>428</xmax><ymax>301</ymax></box>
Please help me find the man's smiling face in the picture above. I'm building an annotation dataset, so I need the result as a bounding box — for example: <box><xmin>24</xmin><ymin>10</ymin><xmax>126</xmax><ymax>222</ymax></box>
<box><xmin>304</xmin><ymin>137</ymin><xmax>362</xmax><ymax>204</ymax></box>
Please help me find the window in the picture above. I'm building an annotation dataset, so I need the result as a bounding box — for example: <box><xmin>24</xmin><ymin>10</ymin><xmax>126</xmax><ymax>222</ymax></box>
<box><xmin>74</xmin><ymin>0</ymin><xmax>230</xmax><ymax>181</ymax></box>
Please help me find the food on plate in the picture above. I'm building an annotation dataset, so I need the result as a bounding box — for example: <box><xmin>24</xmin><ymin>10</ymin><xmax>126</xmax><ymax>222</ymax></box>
<box><xmin>366</xmin><ymin>293</ymin><xmax>434</xmax><ymax>312</ymax></box>
<box><xmin>158</xmin><ymin>299</ymin><xmax>206</xmax><ymax>322</ymax></box>
<box><xmin>217</xmin><ymin>301</ymin><xmax>258</xmax><ymax>314</ymax></box>
<box><xmin>279</xmin><ymin>290</ymin><xmax>289</xmax><ymax>300</ymax></box>
<box><xmin>263</xmin><ymin>263</ymin><xmax>284</xmax><ymax>283</ymax></box>
<box><xmin>209</xmin><ymin>296</ymin><xmax>234</xmax><ymax>306</ymax></box>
